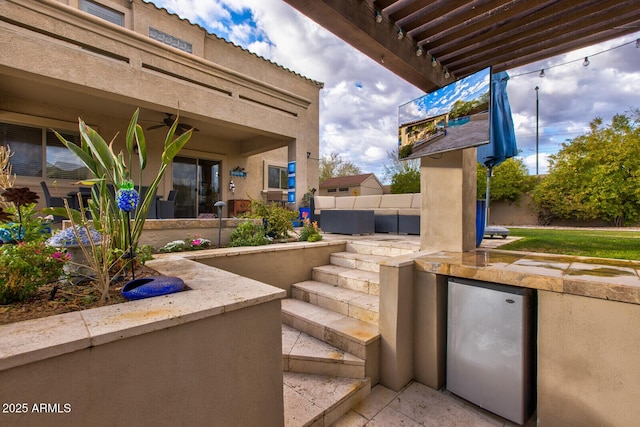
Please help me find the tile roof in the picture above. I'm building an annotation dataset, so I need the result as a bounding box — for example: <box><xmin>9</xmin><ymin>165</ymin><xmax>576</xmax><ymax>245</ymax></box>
<box><xmin>320</xmin><ymin>173</ymin><xmax>378</xmax><ymax>188</ymax></box>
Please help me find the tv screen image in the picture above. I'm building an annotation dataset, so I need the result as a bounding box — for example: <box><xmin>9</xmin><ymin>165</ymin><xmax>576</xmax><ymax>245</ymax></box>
<box><xmin>398</xmin><ymin>67</ymin><xmax>491</xmax><ymax>160</ymax></box>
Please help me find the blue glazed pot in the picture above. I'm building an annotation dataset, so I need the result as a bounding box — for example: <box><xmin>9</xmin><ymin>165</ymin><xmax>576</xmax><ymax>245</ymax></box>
<box><xmin>121</xmin><ymin>276</ymin><xmax>185</xmax><ymax>300</ymax></box>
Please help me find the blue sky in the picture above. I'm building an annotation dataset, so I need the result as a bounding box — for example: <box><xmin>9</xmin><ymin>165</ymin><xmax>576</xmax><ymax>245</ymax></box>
<box><xmin>148</xmin><ymin>0</ymin><xmax>640</xmax><ymax>179</ymax></box>
<box><xmin>398</xmin><ymin>67</ymin><xmax>490</xmax><ymax>124</ymax></box>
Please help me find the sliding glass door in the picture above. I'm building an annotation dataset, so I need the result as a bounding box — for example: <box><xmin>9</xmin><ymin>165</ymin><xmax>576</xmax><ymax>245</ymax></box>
<box><xmin>172</xmin><ymin>156</ymin><xmax>221</xmax><ymax>218</ymax></box>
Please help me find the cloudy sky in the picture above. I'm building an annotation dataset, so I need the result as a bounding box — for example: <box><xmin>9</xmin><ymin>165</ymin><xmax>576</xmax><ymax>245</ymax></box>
<box><xmin>148</xmin><ymin>0</ymin><xmax>640</xmax><ymax>179</ymax></box>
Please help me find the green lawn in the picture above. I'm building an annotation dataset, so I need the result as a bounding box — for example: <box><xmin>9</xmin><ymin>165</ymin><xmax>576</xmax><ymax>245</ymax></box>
<box><xmin>498</xmin><ymin>228</ymin><xmax>640</xmax><ymax>260</ymax></box>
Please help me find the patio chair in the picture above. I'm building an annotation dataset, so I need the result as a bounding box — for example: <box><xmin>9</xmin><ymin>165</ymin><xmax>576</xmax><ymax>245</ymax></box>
<box><xmin>157</xmin><ymin>189</ymin><xmax>177</xmax><ymax>219</ymax></box>
<box><xmin>40</xmin><ymin>181</ymin><xmax>66</xmax><ymax>223</ymax></box>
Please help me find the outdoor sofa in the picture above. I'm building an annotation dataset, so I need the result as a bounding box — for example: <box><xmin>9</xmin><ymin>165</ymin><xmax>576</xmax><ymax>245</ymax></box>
<box><xmin>310</xmin><ymin>194</ymin><xmax>421</xmax><ymax>235</ymax></box>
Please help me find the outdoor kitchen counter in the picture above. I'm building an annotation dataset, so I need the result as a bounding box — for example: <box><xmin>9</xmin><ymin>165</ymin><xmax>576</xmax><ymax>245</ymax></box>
<box><xmin>411</xmin><ymin>248</ymin><xmax>640</xmax><ymax>305</ymax></box>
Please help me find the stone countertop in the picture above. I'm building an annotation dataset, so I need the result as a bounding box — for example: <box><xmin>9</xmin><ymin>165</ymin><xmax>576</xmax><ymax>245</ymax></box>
<box><xmin>412</xmin><ymin>249</ymin><xmax>640</xmax><ymax>305</ymax></box>
<box><xmin>0</xmin><ymin>255</ymin><xmax>286</xmax><ymax>371</ymax></box>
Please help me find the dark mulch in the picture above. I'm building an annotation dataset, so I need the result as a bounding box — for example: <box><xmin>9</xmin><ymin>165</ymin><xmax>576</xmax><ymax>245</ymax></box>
<box><xmin>0</xmin><ymin>265</ymin><xmax>159</xmax><ymax>325</ymax></box>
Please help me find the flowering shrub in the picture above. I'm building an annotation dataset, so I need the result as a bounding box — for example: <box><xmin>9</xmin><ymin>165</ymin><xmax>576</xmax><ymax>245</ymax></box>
<box><xmin>159</xmin><ymin>235</ymin><xmax>212</xmax><ymax>253</ymax></box>
<box><xmin>47</xmin><ymin>226</ymin><xmax>102</xmax><ymax>247</ymax></box>
<box><xmin>0</xmin><ymin>241</ymin><xmax>68</xmax><ymax>304</ymax></box>
<box><xmin>0</xmin><ymin>188</ymin><xmax>52</xmax><ymax>244</ymax></box>
<box><xmin>298</xmin><ymin>218</ymin><xmax>322</xmax><ymax>242</ymax></box>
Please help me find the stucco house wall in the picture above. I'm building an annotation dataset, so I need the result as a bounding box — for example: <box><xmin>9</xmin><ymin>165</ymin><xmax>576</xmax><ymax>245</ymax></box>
<box><xmin>0</xmin><ymin>0</ymin><xmax>321</xmax><ymax>216</ymax></box>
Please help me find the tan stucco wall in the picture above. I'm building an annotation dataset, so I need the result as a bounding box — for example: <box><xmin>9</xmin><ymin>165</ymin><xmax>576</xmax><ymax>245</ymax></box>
<box><xmin>1</xmin><ymin>0</ymin><xmax>320</xmax><ymax>209</ymax></box>
<box><xmin>199</xmin><ymin>241</ymin><xmax>346</xmax><ymax>295</ymax></box>
<box><xmin>488</xmin><ymin>194</ymin><xmax>538</xmax><ymax>226</ymax></box>
<box><xmin>0</xmin><ymin>300</ymin><xmax>284</xmax><ymax>427</ymax></box>
<box><xmin>420</xmin><ymin>149</ymin><xmax>476</xmax><ymax>252</ymax></box>
<box><xmin>378</xmin><ymin>262</ymin><xmax>414</xmax><ymax>390</ymax></box>
<box><xmin>537</xmin><ymin>291</ymin><xmax>640</xmax><ymax>426</ymax></box>
<box><xmin>412</xmin><ymin>271</ymin><xmax>447</xmax><ymax>390</ymax></box>
<box><xmin>378</xmin><ymin>262</ymin><xmax>448</xmax><ymax>392</ymax></box>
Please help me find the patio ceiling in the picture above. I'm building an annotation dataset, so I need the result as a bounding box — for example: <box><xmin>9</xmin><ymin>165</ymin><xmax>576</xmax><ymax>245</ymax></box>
<box><xmin>282</xmin><ymin>0</ymin><xmax>640</xmax><ymax>92</ymax></box>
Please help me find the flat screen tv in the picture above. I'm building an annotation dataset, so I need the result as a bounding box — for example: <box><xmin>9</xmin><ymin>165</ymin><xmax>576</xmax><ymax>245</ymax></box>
<box><xmin>398</xmin><ymin>67</ymin><xmax>491</xmax><ymax>160</ymax></box>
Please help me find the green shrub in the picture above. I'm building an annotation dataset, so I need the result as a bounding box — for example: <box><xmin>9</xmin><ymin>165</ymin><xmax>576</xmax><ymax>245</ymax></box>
<box><xmin>247</xmin><ymin>198</ymin><xmax>298</xmax><ymax>240</ymax></box>
<box><xmin>229</xmin><ymin>221</ymin><xmax>269</xmax><ymax>247</ymax></box>
<box><xmin>0</xmin><ymin>241</ymin><xmax>68</xmax><ymax>304</ymax></box>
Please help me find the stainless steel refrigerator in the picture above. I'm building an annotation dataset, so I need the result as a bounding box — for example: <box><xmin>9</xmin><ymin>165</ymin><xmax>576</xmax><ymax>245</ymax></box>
<box><xmin>447</xmin><ymin>278</ymin><xmax>536</xmax><ymax>425</ymax></box>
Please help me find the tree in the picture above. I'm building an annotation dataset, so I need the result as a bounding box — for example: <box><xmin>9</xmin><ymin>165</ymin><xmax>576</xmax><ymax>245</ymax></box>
<box><xmin>382</xmin><ymin>148</ymin><xmax>419</xmax><ymax>183</ymax></box>
<box><xmin>391</xmin><ymin>168</ymin><xmax>420</xmax><ymax>193</ymax></box>
<box><xmin>319</xmin><ymin>152</ymin><xmax>361</xmax><ymax>184</ymax></box>
<box><xmin>531</xmin><ymin>113</ymin><xmax>640</xmax><ymax>226</ymax></box>
<box><xmin>477</xmin><ymin>157</ymin><xmax>536</xmax><ymax>202</ymax></box>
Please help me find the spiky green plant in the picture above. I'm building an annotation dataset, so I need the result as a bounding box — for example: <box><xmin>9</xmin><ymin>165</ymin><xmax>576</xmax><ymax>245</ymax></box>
<box><xmin>47</xmin><ymin>108</ymin><xmax>191</xmax><ymax>253</ymax></box>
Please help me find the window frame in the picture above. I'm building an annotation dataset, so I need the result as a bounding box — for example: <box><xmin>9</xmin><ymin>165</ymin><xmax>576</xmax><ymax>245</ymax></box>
<box><xmin>0</xmin><ymin>118</ymin><xmax>90</xmax><ymax>181</ymax></box>
<box><xmin>263</xmin><ymin>161</ymin><xmax>288</xmax><ymax>191</ymax></box>
<box><xmin>79</xmin><ymin>0</ymin><xmax>125</xmax><ymax>26</ymax></box>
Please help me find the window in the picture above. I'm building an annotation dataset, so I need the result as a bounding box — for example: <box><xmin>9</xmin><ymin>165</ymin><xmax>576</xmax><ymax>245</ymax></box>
<box><xmin>327</xmin><ymin>188</ymin><xmax>337</xmax><ymax>193</ymax></box>
<box><xmin>149</xmin><ymin>28</ymin><xmax>193</xmax><ymax>54</ymax></box>
<box><xmin>339</xmin><ymin>187</ymin><xmax>349</xmax><ymax>192</ymax></box>
<box><xmin>79</xmin><ymin>0</ymin><xmax>124</xmax><ymax>26</ymax></box>
<box><xmin>0</xmin><ymin>123</ymin><xmax>42</xmax><ymax>177</ymax></box>
<box><xmin>45</xmin><ymin>131</ymin><xmax>88</xmax><ymax>180</ymax></box>
<box><xmin>0</xmin><ymin>122</ymin><xmax>89</xmax><ymax>180</ymax></box>
<box><xmin>268</xmin><ymin>165</ymin><xmax>287</xmax><ymax>190</ymax></box>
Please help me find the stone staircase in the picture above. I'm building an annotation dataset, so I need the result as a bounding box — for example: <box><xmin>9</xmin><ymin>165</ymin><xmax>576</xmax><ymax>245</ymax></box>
<box><xmin>281</xmin><ymin>240</ymin><xmax>416</xmax><ymax>426</ymax></box>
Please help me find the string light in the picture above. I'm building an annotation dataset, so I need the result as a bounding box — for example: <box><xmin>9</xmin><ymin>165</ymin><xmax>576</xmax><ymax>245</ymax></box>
<box><xmin>375</xmin><ymin>10</ymin><xmax>382</xmax><ymax>23</ymax></box>
<box><xmin>416</xmin><ymin>46</ymin><xmax>423</xmax><ymax>56</ymax></box>
<box><xmin>511</xmin><ymin>37</ymin><xmax>637</xmax><ymax>78</ymax></box>
<box><xmin>444</xmin><ymin>68</ymin><xmax>450</xmax><ymax>78</ymax></box>
<box><xmin>397</xmin><ymin>29</ymin><xmax>404</xmax><ymax>40</ymax></box>
<box><xmin>431</xmin><ymin>56</ymin><xmax>437</xmax><ymax>67</ymax></box>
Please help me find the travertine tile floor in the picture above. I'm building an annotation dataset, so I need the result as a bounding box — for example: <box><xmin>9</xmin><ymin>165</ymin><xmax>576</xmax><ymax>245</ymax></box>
<box><xmin>333</xmin><ymin>381</ymin><xmax>535</xmax><ymax>427</ymax></box>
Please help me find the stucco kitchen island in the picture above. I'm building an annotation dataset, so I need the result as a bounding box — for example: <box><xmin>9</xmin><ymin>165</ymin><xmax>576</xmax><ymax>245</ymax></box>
<box><xmin>379</xmin><ymin>248</ymin><xmax>640</xmax><ymax>427</ymax></box>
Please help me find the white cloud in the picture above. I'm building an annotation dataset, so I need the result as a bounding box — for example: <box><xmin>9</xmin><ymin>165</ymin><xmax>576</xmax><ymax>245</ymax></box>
<box><xmin>522</xmin><ymin>153</ymin><xmax>551</xmax><ymax>175</ymax></box>
<box><xmin>149</xmin><ymin>0</ymin><xmax>640</xmax><ymax>182</ymax></box>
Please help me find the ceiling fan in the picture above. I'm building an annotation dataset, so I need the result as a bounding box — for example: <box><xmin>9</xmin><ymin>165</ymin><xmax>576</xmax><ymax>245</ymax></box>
<box><xmin>147</xmin><ymin>113</ymin><xmax>199</xmax><ymax>134</ymax></box>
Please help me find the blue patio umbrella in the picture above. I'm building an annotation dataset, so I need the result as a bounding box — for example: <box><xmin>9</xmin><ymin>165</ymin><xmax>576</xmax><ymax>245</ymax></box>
<box><xmin>476</xmin><ymin>71</ymin><xmax>518</xmax><ymax>242</ymax></box>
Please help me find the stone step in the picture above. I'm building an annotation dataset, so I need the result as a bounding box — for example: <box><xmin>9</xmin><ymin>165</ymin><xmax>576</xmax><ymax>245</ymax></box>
<box><xmin>330</xmin><ymin>251</ymin><xmax>386</xmax><ymax>273</ymax></box>
<box><xmin>281</xmin><ymin>298</ymin><xmax>380</xmax><ymax>384</ymax></box>
<box><xmin>312</xmin><ymin>265</ymin><xmax>380</xmax><ymax>296</ymax></box>
<box><xmin>345</xmin><ymin>240</ymin><xmax>419</xmax><ymax>257</ymax></box>
<box><xmin>283</xmin><ymin>372</ymin><xmax>370</xmax><ymax>427</ymax></box>
<box><xmin>282</xmin><ymin>324</ymin><xmax>365</xmax><ymax>379</ymax></box>
<box><xmin>292</xmin><ymin>280</ymin><xmax>379</xmax><ymax>325</ymax></box>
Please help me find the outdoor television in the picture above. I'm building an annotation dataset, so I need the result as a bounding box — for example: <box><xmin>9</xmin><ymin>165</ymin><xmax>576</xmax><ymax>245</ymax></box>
<box><xmin>398</xmin><ymin>66</ymin><xmax>492</xmax><ymax>160</ymax></box>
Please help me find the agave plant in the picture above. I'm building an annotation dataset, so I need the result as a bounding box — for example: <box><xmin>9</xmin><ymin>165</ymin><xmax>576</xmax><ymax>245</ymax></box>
<box><xmin>47</xmin><ymin>108</ymin><xmax>191</xmax><ymax>254</ymax></box>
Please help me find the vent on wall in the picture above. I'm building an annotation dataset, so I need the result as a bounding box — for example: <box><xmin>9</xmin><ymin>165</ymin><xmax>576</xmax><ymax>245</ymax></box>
<box><xmin>149</xmin><ymin>27</ymin><xmax>193</xmax><ymax>54</ymax></box>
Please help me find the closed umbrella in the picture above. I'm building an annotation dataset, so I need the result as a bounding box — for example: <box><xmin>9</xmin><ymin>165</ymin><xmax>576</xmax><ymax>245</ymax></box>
<box><xmin>477</xmin><ymin>71</ymin><xmax>518</xmax><ymax>242</ymax></box>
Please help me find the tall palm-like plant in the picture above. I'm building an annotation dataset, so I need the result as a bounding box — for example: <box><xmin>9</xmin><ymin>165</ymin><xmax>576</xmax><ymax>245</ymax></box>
<box><xmin>49</xmin><ymin>108</ymin><xmax>191</xmax><ymax>253</ymax></box>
